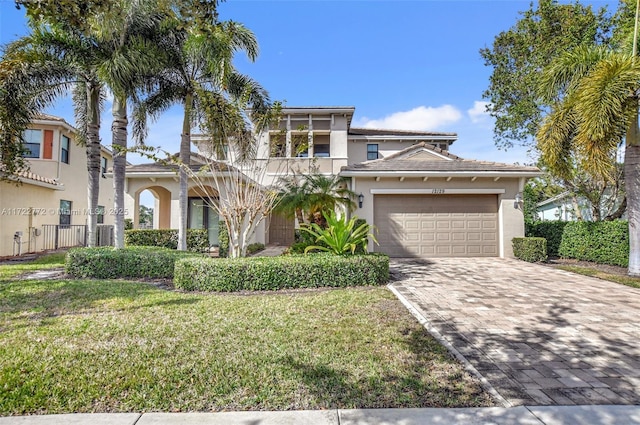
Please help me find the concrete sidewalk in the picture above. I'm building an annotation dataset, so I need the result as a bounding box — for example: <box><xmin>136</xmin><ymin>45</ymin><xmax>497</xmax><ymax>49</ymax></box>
<box><xmin>1</xmin><ymin>406</ymin><xmax>640</xmax><ymax>424</ymax></box>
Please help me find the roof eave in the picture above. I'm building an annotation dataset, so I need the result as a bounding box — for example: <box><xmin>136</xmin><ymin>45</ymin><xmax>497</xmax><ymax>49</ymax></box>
<box><xmin>339</xmin><ymin>170</ymin><xmax>542</xmax><ymax>178</ymax></box>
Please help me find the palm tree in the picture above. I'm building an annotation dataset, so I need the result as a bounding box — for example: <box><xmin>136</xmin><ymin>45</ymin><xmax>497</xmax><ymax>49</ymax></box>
<box><xmin>537</xmin><ymin>44</ymin><xmax>640</xmax><ymax>276</ymax></box>
<box><xmin>0</xmin><ymin>24</ymin><xmax>106</xmax><ymax>247</ymax></box>
<box><xmin>134</xmin><ymin>18</ymin><xmax>272</xmax><ymax>251</ymax></box>
<box><xmin>275</xmin><ymin>174</ymin><xmax>357</xmax><ymax>226</ymax></box>
<box><xmin>94</xmin><ymin>0</ymin><xmax>170</xmax><ymax>249</ymax></box>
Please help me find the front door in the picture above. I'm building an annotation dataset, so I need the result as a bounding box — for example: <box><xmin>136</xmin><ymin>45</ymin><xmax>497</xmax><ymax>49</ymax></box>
<box><xmin>188</xmin><ymin>198</ymin><xmax>219</xmax><ymax>246</ymax></box>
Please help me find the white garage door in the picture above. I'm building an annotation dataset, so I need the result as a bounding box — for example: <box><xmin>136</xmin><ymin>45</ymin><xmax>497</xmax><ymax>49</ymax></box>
<box><xmin>374</xmin><ymin>194</ymin><xmax>499</xmax><ymax>257</ymax></box>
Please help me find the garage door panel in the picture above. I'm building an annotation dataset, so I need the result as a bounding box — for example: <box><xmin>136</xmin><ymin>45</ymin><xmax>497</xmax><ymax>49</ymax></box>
<box><xmin>374</xmin><ymin>194</ymin><xmax>498</xmax><ymax>257</ymax></box>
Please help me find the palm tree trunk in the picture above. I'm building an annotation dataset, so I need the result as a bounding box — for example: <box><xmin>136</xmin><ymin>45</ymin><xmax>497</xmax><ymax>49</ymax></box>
<box><xmin>85</xmin><ymin>81</ymin><xmax>101</xmax><ymax>248</ymax></box>
<box><xmin>112</xmin><ymin>96</ymin><xmax>127</xmax><ymax>249</ymax></box>
<box><xmin>626</xmin><ymin>113</ymin><xmax>640</xmax><ymax>276</ymax></box>
<box><xmin>177</xmin><ymin>94</ymin><xmax>193</xmax><ymax>251</ymax></box>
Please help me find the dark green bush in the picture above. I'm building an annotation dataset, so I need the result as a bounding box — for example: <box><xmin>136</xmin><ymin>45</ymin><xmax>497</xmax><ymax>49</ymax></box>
<box><xmin>65</xmin><ymin>246</ymin><xmax>202</xmax><ymax>279</ymax></box>
<box><xmin>218</xmin><ymin>223</ymin><xmax>229</xmax><ymax>258</ymax></box>
<box><xmin>512</xmin><ymin>237</ymin><xmax>547</xmax><ymax>263</ymax></box>
<box><xmin>174</xmin><ymin>254</ymin><xmax>390</xmax><ymax>292</ymax></box>
<box><xmin>124</xmin><ymin>229</ymin><xmax>210</xmax><ymax>252</ymax></box>
<box><xmin>247</xmin><ymin>243</ymin><xmax>265</xmax><ymax>255</ymax></box>
<box><xmin>559</xmin><ymin>221</ymin><xmax>628</xmax><ymax>267</ymax></box>
<box><xmin>526</xmin><ymin>221</ymin><xmax>568</xmax><ymax>257</ymax></box>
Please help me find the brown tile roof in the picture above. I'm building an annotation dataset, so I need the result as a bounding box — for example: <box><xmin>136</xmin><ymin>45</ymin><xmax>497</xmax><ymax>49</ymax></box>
<box><xmin>341</xmin><ymin>142</ymin><xmax>540</xmax><ymax>174</ymax></box>
<box><xmin>0</xmin><ymin>166</ymin><xmax>62</xmax><ymax>188</ymax></box>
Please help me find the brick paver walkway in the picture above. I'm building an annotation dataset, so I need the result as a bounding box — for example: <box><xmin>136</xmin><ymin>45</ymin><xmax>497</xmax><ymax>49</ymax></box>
<box><xmin>390</xmin><ymin>258</ymin><xmax>640</xmax><ymax>406</ymax></box>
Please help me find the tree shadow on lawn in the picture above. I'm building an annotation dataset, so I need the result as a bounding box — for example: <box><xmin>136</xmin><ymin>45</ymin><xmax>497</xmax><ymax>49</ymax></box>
<box><xmin>280</xmin><ymin>327</ymin><xmax>493</xmax><ymax>409</ymax></box>
<box><xmin>0</xmin><ymin>277</ymin><xmax>200</xmax><ymax>333</ymax></box>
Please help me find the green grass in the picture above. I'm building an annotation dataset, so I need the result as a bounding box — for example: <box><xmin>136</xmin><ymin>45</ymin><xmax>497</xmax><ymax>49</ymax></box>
<box><xmin>0</xmin><ymin>257</ymin><xmax>492</xmax><ymax>414</ymax></box>
<box><xmin>557</xmin><ymin>265</ymin><xmax>640</xmax><ymax>289</ymax></box>
<box><xmin>0</xmin><ymin>252</ymin><xmax>66</xmax><ymax>279</ymax></box>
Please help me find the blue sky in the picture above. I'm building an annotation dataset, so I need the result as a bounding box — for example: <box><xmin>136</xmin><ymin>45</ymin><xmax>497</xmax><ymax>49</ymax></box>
<box><xmin>0</xmin><ymin>0</ymin><xmax>615</xmax><ymax>167</ymax></box>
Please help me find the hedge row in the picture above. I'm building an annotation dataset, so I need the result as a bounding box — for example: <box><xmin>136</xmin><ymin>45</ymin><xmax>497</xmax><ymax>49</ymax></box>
<box><xmin>124</xmin><ymin>229</ymin><xmax>210</xmax><ymax>252</ymax></box>
<box><xmin>174</xmin><ymin>254</ymin><xmax>389</xmax><ymax>292</ymax></box>
<box><xmin>558</xmin><ymin>221</ymin><xmax>629</xmax><ymax>267</ymax></box>
<box><xmin>65</xmin><ymin>246</ymin><xmax>202</xmax><ymax>279</ymax></box>
<box><xmin>512</xmin><ymin>237</ymin><xmax>547</xmax><ymax>263</ymax></box>
<box><xmin>525</xmin><ymin>221</ymin><xmax>568</xmax><ymax>257</ymax></box>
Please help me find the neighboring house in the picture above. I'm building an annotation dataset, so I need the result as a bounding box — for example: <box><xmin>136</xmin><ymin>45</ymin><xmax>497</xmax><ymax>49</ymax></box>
<box><xmin>536</xmin><ymin>191</ymin><xmax>626</xmax><ymax>221</ymax></box>
<box><xmin>536</xmin><ymin>191</ymin><xmax>591</xmax><ymax>221</ymax></box>
<box><xmin>0</xmin><ymin>114</ymin><xmax>115</xmax><ymax>257</ymax></box>
<box><xmin>124</xmin><ymin>106</ymin><xmax>540</xmax><ymax>258</ymax></box>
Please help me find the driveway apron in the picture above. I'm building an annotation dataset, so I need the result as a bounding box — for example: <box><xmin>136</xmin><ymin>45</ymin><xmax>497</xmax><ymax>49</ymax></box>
<box><xmin>389</xmin><ymin>258</ymin><xmax>640</xmax><ymax>406</ymax></box>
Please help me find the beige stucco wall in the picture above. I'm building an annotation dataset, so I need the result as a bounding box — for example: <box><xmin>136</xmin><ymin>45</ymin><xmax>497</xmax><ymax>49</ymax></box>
<box><xmin>0</xmin><ymin>123</ymin><xmax>114</xmax><ymax>257</ymax></box>
<box><xmin>351</xmin><ymin>176</ymin><xmax>525</xmax><ymax>258</ymax></box>
<box><xmin>125</xmin><ymin>176</ymin><xmax>266</xmax><ymax>245</ymax></box>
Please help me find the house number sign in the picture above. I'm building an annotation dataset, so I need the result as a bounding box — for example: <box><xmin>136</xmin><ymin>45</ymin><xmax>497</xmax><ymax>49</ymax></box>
<box><xmin>431</xmin><ymin>189</ymin><xmax>445</xmax><ymax>194</ymax></box>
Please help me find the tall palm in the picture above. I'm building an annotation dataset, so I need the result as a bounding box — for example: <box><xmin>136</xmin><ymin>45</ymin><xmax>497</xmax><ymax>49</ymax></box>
<box><xmin>134</xmin><ymin>18</ymin><xmax>271</xmax><ymax>251</ymax></box>
<box><xmin>0</xmin><ymin>24</ymin><xmax>106</xmax><ymax>247</ymax></box>
<box><xmin>93</xmin><ymin>0</ymin><xmax>170</xmax><ymax>249</ymax></box>
<box><xmin>537</xmin><ymin>44</ymin><xmax>640</xmax><ymax>276</ymax></box>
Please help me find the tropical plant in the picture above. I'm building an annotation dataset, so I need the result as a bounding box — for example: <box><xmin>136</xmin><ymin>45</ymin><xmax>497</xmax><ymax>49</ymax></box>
<box><xmin>301</xmin><ymin>212</ymin><xmax>376</xmax><ymax>255</ymax></box>
<box><xmin>0</xmin><ymin>21</ymin><xmax>106</xmax><ymax>247</ymax></box>
<box><xmin>133</xmin><ymin>16</ymin><xmax>272</xmax><ymax>251</ymax></box>
<box><xmin>536</xmin><ymin>41</ymin><xmax>640</xmax><ymax>276</ymax></box>
<box><xmin>275</xmin><ymin>173</ymin><xmax>357</xmax><ymax>226</ymax></box>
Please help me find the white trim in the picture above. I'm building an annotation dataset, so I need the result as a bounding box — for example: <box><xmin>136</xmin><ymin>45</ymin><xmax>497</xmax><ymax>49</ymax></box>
<box><xmin>370</xmin><ymin>188</ymin><xmax>505</xmax><ymax>195</ymax></box>
<box><xmin>349</xmin><ymin>134</ymin><xmax>456</xmax><ymax>142</ymax></box>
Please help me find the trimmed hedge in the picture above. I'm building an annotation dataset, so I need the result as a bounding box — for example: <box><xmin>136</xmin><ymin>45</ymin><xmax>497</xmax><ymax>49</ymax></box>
<box><xmin>218</xmin><ymin>223</ymin><xmax>229</xmax><ymax>258</ymax></box>
<box><xmin>513</xmin><ymin>237</ymin><xmax>547</xmax><ymax>263</ymax></box>
<box><xmin>124</xmin><ymin>229</ymin><xmax>210</xmax><ymax>252</ymax></box>
<box><xmin>559</xmin><ymin>221</ymin><xmax>629</xmax><ymax>267</ymax></box>
<box><xmin>174</xmin><ymin>254</ymin><xmax>390</xmax><ymax>292</ymax></box>
<box><xmin>526</xmin><ymin>221</ymin><xmax>568</xmax><ymax>257</ymax></box>
<box><xmin>65</xmin><ymin>246</ymin><xmax>202</xmax><ymax>279</ymax></box>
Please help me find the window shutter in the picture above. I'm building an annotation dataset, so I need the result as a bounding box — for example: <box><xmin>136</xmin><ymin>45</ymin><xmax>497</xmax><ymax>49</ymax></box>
<box><xmin>43</xmin><ymin>130</ymin><xmax>54</xmax><ymax>159</ymax></box>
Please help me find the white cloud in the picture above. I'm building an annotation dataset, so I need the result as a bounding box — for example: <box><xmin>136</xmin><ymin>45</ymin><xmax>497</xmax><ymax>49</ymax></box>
<box><xmin>467</xmin><ymin>101</ymin><xmax>491</xmax><ymax>124</ymax></box>
<box><xmin>355</xmin><ymin>105</ymin><xmax>462</xmax><ymax>131</ymax></box>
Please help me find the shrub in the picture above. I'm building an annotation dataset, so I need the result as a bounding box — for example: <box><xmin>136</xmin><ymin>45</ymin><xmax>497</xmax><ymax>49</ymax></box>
<box><xmin>247</xmin><ymin>243</ymin><xmax>265</xmax><ymax>255</ymax></box>
<box><xmin>526</xmin><ymin>221</ymin><xmax>568</xmax><ymax>257</ymax></box>
<box><xmin>124</xmin><ymin>229</ymin><xmax>210</xmax><ymax>252</ymax></box>
<box><xmin>218</xmin><ymin>223</ymin><xmax>229</xmax><ymax>258</ymax></box>
<box><xmin>559</xmin><ymin>221</ymin><xmax>628</xmax><ymax>267</ymax></box>
<box><xmin>512</xmin><ymin>237</ymin><xmax>547</xmax><ymax>263</ymax></box>
<box><xmin>302</xmin><ymin>212</ymin><xmax>376</xmax><ymax>255</ymax></box>
<box><xmin>174</xmin><ymin>254</ymin><xmax>389</xmax><ymax>292</ymax></box>
<box><xmin>66</xmin><ymin>246</ymin><xmax>202</xmax><ymax>279</ymax></box>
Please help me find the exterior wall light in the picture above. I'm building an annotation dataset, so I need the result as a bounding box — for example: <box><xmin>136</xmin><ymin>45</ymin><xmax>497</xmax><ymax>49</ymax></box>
<box><xmin>514</xmin><ymin>192</ymin><xmax>523</xmax><ymax>210</ymax></box>
<box><xmin>358</xmin><ymin>193</ymin><xmax>364</xmax><ymax>208</ymax></box>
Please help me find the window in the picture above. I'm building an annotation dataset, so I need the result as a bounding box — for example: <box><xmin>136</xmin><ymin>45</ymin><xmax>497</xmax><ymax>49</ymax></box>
<box><xmin>313</xmin><ymin>144</ymin><xmax>330</xmax><ymax>158</ymax></box>
<box><xmin>367</xmin><ymin>144</ymin><xmax>379</xmax><ymax>160</ymax></box>
<box><xmin>101</xmin><ymin>157</ymin><xmax>108</xmax><ymax>177</ymax></box>
<box><xmin>97</xmin><ymin>205</ymin><xmax>105</xmax><ymax>224</ymax></box>
<box><xmin>59</xmin><ymin>200</ymin><xmax>72</xmax><ymax>227</ymax></box>
<box><xmin>61</xmin><ymin>135</ymin><xmax>70</xmax><ymax>164</ymax></box>
<box><xmin>270</xmin><ymin>134</ymin><xmax>287</xmax><ymax>158</ymax></box>
<box><xmin>23</xmin><ymin>129</ymin><xmax>42</xmax><ymax>158</ymax></box>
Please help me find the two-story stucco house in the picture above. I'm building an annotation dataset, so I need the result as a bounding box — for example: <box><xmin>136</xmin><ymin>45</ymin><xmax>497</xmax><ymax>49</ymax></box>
<box><xmin>0</xmin><ymin>114</ymin><xmax>115</xmax><ymax>257</ymax></box>
<box><xmin>124</xmin><ymin>106</ymin><xmax>540</xmax><ymax>258</ymax></box>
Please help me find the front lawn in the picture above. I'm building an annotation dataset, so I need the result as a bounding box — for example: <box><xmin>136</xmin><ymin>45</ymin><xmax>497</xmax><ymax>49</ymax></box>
<box><xmin>0</xmin><ymin>254</ymin><xmax>492</xmax><ymax>414</ymax></box>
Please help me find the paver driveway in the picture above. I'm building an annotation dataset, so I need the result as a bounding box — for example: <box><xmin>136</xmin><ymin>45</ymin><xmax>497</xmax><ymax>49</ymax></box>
<box><xmin>390</xmin><ymin>258</ymin><xmax>640</xmax><ymax>407</ymax></box>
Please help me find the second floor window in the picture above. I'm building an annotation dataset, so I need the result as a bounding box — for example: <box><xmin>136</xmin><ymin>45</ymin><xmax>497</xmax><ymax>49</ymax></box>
<box><xmin>61</xmin><ymin>135</ymin><xmax>70</xmax><ymax>164</ymax></box>
<box><xmin>23</xmin><ymin>129</ymin><xmax>42</xmax><ymax>158</ymax></box>
<box><xmin>367</xmin><ymin>144</ymin><xmax>379</xmax><ymax>160</ymax></box>
<box><xmin>97</xmin><ymin>205</ymin><xmax>105</xmax><ymax>224</ymax></box>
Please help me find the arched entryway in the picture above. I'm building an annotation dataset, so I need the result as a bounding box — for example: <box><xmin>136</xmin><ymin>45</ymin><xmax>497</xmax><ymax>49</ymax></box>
<box><xmin>134</xmin><ymin>186</ymin><xmax>171</xmax><ymax>229</ymax></box>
